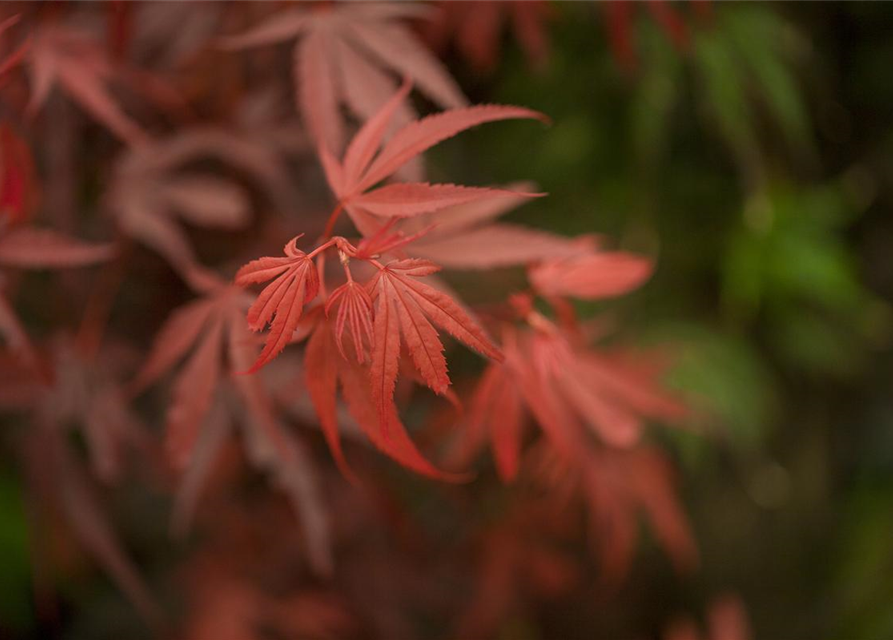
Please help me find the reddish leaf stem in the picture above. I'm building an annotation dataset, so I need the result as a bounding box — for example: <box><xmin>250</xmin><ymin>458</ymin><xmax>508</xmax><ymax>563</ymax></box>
<box><xmin>321</xmin><ymin>201</ymin><xmax>344</xmax><ymax>239</ymax></box>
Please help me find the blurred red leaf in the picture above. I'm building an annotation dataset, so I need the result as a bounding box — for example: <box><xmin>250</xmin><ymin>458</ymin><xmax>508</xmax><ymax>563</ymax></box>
<box><xmin>223</xmin><ymin>2</ymin><xmax>464</xmax><ymax>155</ymax></box>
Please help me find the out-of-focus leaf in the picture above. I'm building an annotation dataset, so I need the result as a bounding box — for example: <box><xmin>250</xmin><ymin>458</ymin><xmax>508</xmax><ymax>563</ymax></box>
<box><xmin>723</xmin><ymin>6</ymin><xmax>814</xmax><ymax>158</ymax></box>
<box><xmin>631</xmin><ymin>21</ymin><xmax>682</xmax><ymax>168</ymax></box>
<box><xmin>722</xmin><ymin>181</ymin><xmax>883</xmax><ymax>375</ymax></box>
<box><xmin>692</xmin><ymin>4</ymin><xmax>814</xmax><ymax>168</ymax></box>
<box><xmin>645</xmin><ymin>322</ymin><xmax>777</xmax><ymax>451</ymax></box>
<box><xmin>693</xmin><ymin>26</ymin><xmax>755</xmax><ymax>165</ymax></box>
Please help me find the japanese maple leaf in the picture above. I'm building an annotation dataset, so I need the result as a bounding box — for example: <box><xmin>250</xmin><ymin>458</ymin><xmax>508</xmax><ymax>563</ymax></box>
<box><xmin>133</xmin><ymin>273</ymin><xmax>332</xmax><ymax>573</ymax></box>
<box><xmin>450</xmin><ymin>349</ymin><xmax>525</xmax><ymax>481</ymax></box>
<box><xmin>664</xmin><ymin>595</ymin><xmax>752</xmax><ymax>640</ymax></box>
<box><xmin>25</xmin><ymin>25</ymin><xmax>148</xmax><ymax>145</ymax></box>
<box><xmin>367</xmin><ymin>258</ymin><xmax>502</xmax><ymax>435</ymax></box>
<box><xmin>42</xmin><ymin>339</ymin><xmax>152</xmax><ymax>483</ymax></box>
<box><xmin>401</xmin><ymin>182</ymin><xmax>584</xmax><ymax>269</ymax></box>
<box><xmin>304</xmin><ymin>307</ymin><xmax>466</xmax><ymax>480</ymax></box>
<box><xmin>421</xmin><ymin>1</ymin><xmax>552</xmax><ymax>75</ymax></box>
<box><xmin>235</xmin><ymin>84</ymin><xmax>545</xmax><ymax>371</ymax></box>
<box><xmin>0</xmin><ymin>226</ymin><xmax>113</xmax><ymax>364</ymax></box>
<box><xmin>318</xmin><ymin>80</ymin><xmax>547</xmax><ymax>237</ymax></box>
<box><xmin>223</xmin><ymin>2</ymin><xmax>465</xmax><ymax>156</ymax></box>
<box><xmin>455</xmin><ymin>319</ymin><xmax>685</xmax><ymax>482</ymax></box>
<box><xmin>533</xmin><ymin>443</ymin><xmax>698</xmax><ymax>584</ymax></box>
<box><xmin>233</xmin><ymin>236</ymin><xmax>321</xmax><ymax>373</ymax></box>
<box><xmin>107</xmin><ymin>129</ymin><xmax>293</xmax><ymax>286</ymax></box>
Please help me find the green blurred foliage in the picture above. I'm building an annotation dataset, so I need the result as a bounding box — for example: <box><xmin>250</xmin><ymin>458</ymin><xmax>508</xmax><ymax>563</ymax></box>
<box><xmin>722</xmin><ymin>180</ymin><xmax>888</xmax><ymax>376</ymax></box>
<box><xmin>447</xmin><ymin>2</ymin><xmax>893</xmax><ymax>638</ymax></box>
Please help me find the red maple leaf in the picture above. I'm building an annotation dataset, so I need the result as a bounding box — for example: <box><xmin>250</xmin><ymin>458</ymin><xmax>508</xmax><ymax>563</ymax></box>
<box><xmin>223</xmin><ymin>2</ymin><xmax>466</xmax><ymax>156</ymax></box>
<box><xmin>325</xmin><ymin>278</ymin><xmax>374</xmax><ymax>364</ymax></box>
<box><xmin>367</xmin><ymin>258</ymin><xmax>502</xmax><ymax>433</ymax></box>
<box><xmin>133</xmin><ymin>272</ymin><xmax>332</xmax><ymax>573</ymax></box>
<box><xmin>455</xmin><ymin>317</ymin><xmax>686</xmax><ymax>483</ymax></box>
<box><xmin>25</xmin><ymin>25</ymin><xmax>148</xmax><ymax>145</ymax></box>
<box><xmin>236</xmin><ymin>82</ymin><xmax>542</xmax><ymax>372</ymax></box>
<box><xmin>532</xmin><ymin>443</ymin><xmax>698</xmax><ymax>584</ymax></box>
<box><xmin>107</xmin><ymin>128</ymin><xmax>294</xmax><ymax>286</ymax></box>
<box><xmin>233</xmin><ymin>236</ymin><xmax>321</xmax><ymax>373</ymax></box>
<box><xmin>317</xmin><ymin>80</ymin><xmax>547</xmax><ymax>237</ymax></box>
<box><xmin>304</xmin><ymin>307</ymin><xmax>467</xmax><ymax>480</ymax></box>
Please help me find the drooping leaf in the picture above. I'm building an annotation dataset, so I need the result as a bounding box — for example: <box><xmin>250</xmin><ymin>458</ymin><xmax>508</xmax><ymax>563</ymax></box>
<box><xmin>304</xmin><ymin>311</ymin><xmax>463</xmax><ymax>480</ymax></box>
<box><xmin>136</xmin><ymin>283</ymin><xmax>332</xmax><ymax>571</ymax></box>
<box><xmin>166</xmin><ymin>318</ymin><xmax>224</xmax><ymax>468</ymax></box>
<box><xmin>368</xmin><ymin>258</ymin><xmax>502</xmax><ymax>430</ymax></box>
<box><xmin>305</xmin><ymin>318</ymin><xmax>353</xmax><ymax>479</ymax></box>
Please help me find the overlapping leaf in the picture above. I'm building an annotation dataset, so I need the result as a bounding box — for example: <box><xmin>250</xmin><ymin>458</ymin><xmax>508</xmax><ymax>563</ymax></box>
<box><xmin>133</xmin><ymin>278</ymin><xmax>331</xmax><ymax>573</ymax></box>
<box><xmin>108</xmin><ymin>129</ymin><xmax>293</xmax><ymax>285</ymax></box>
<box><xmin>223</xmin><ymin>2</ymin><xmax>464</xmax><ymax>156</ymax></box>
<box><xmin>457</xmin><ymin>322</ymin><xmax>685</xmax><ymax>481</ymax></box>
<box><xmin>319</xmin><ymin>81</ymin><xmax>548</xmax><ymax>235</ymax></box>
<box><xmin>403</xmin><ymin>182</ymin><xmax>585</xmax><ymax>269</ymax></box>
<box><xmin>368</xmin><ymin>258</ymin><xmax>502</xmax><ymax>432</ymax></box>
<box><xmin>26</xmin><ymin>25</ymin><xmax>148</xmax><ymax>145</ymax></box>
<box><xmin>304</xmin><ymin>311</ymin><xmax>464</xmax><ymax>480</ymax></box>
<box><xmin>0</xmin><ymin>226</ymin><xmax>113</xmax><ymax>363</ymax></box>
<box><xmin>532</xmin><ymin>444</ymin><xmax>697</xmax><ymax>583</ymax></box>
